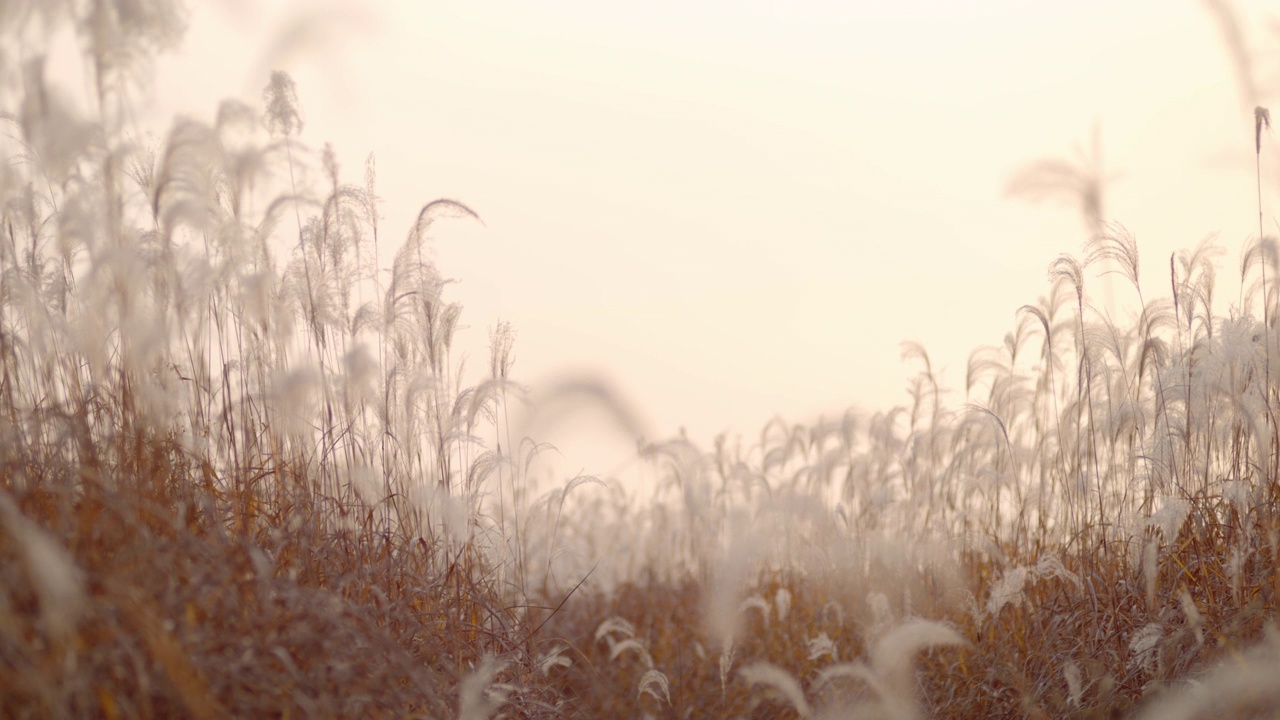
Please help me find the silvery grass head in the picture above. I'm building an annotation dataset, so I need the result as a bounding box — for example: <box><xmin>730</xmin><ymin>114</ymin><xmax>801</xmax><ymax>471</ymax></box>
<box><xmin>739</xmin><ymin>619</ymin><xmax>966</xmax><ymax>720</ymax></box>
<box><xmin>1135</xmin><ymin>624</ymin><xmax>1280</xmax><ymax>720</ymax></box>
<box><xmin>1256</xmin><ymin>106</ymin><xmax>1270</xmax><ymax>155</ymax></box>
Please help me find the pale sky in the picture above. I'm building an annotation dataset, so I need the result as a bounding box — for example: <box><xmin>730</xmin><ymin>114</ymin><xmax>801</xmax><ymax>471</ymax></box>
<box><xmin>141</xmin><ymin>1</ymin><xmax>1275</xmax><ymax>461</ymax></box>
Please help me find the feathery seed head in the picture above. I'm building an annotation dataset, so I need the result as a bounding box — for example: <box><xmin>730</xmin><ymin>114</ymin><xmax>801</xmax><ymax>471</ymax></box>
<box><xmin>1256</xmin><ymin>106</ymin><xmax>1270</xmax><ymax>154</ymax></box>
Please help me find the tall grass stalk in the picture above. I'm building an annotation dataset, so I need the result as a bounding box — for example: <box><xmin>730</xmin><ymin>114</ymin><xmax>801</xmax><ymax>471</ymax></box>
<box><xmin>1</xmin><ymin>4</ymin><xmax>569</xmax><ymax>715</ymax></box>
<box><xmin>1256</xmin><ymin>106</ymin><xmax>1276</xmax><ymax>481</ymax></box>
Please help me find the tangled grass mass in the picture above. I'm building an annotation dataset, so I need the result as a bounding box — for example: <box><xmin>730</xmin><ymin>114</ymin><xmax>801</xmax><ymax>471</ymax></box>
<box><xmin>6</xmin><ymin>2</ymin><xmax>1280</xmax><ymax>718</ymax></box>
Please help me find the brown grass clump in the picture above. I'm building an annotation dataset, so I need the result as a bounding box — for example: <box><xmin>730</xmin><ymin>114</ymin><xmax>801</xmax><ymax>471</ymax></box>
<box><xmin>542</xmin><ymin>494</ymin><xmax>1280</xmax><ymax>718</ymax></box>
<box><xmin>1</xmin><ymin>2</ymin><xmax>561</xmax><ymax>717</ymax></box>
<box><xmin>1</xmin><ymin>450</ymin><xmax>456</xmax><ymax>718</ymax></box>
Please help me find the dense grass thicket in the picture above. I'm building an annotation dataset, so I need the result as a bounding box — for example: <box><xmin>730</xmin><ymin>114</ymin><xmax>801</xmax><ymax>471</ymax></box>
<box><xmin>6</xmin><ymin>2</ymin><xmax>1280</xmax><ymax>718</ymax></box>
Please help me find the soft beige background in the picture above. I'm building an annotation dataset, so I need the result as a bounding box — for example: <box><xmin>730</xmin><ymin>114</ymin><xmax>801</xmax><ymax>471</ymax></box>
<box><xmin>139</xmin><ymin>1</ymin><xmax>1272</xmax><ymax>461</ymax></box>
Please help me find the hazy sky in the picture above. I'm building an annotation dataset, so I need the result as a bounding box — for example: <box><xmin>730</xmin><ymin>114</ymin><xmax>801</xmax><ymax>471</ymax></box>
<box><xmin>143</xmin><ymin>1</ymin><xmax>1275</xmax><ymax>455</ymax></box>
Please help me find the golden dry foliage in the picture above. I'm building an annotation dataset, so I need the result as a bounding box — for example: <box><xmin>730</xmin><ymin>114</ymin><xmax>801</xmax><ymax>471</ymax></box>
<box><xmin>0</xmin><ymin>1</ymin><xmax>558</xmax><ymax>717</ymax></box>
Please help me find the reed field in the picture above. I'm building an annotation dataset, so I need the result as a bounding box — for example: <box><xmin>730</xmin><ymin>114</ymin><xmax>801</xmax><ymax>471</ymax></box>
<box><xmin>6</xmin><ymin>2</ymin><xmax>1280</xmax><ymax>718</ymax></box>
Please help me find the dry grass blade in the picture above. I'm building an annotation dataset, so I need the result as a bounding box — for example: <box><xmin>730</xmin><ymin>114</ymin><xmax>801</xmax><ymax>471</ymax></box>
<box><xmin>637</xmin><ymin>667</ymin><xmax>671</xmax><ymax>705</ymax></box>
<box><xmin>0</xmin><ymin>488</ymin><xmax>85</xmax><ymax>642</ymax></box>
<box><xmin>739</xmin><ymin>662</ymin><xmax>813</xmax><ymax>718</ymax></box>
<box><xmin>458</xmin><ymin>656</ymin><xmax>509</xmax><ymax>720</ymax></box>
<box><xmin>869</xmin><ymin>620</ymin><xmax>967</xmax><ymax>696</ymax></box>
<box><xmin>1134</xmin><ymin>629</ymin><xmax>1280</xmax><ymax>720</ymax></box>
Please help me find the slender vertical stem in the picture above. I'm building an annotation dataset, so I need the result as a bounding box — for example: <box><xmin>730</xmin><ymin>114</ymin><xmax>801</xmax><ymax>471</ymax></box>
<box><xmin>1257</xmin><ymin>106</ymin><xmax>1274</xmax><ymax>478</ymax></box>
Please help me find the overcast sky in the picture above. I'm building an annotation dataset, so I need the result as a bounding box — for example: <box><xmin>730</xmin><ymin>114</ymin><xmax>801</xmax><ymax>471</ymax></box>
<box><xmin>138</xmin><ymin>1</ymin><xmax>1277</xmax><ymax>461</ymax></box>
